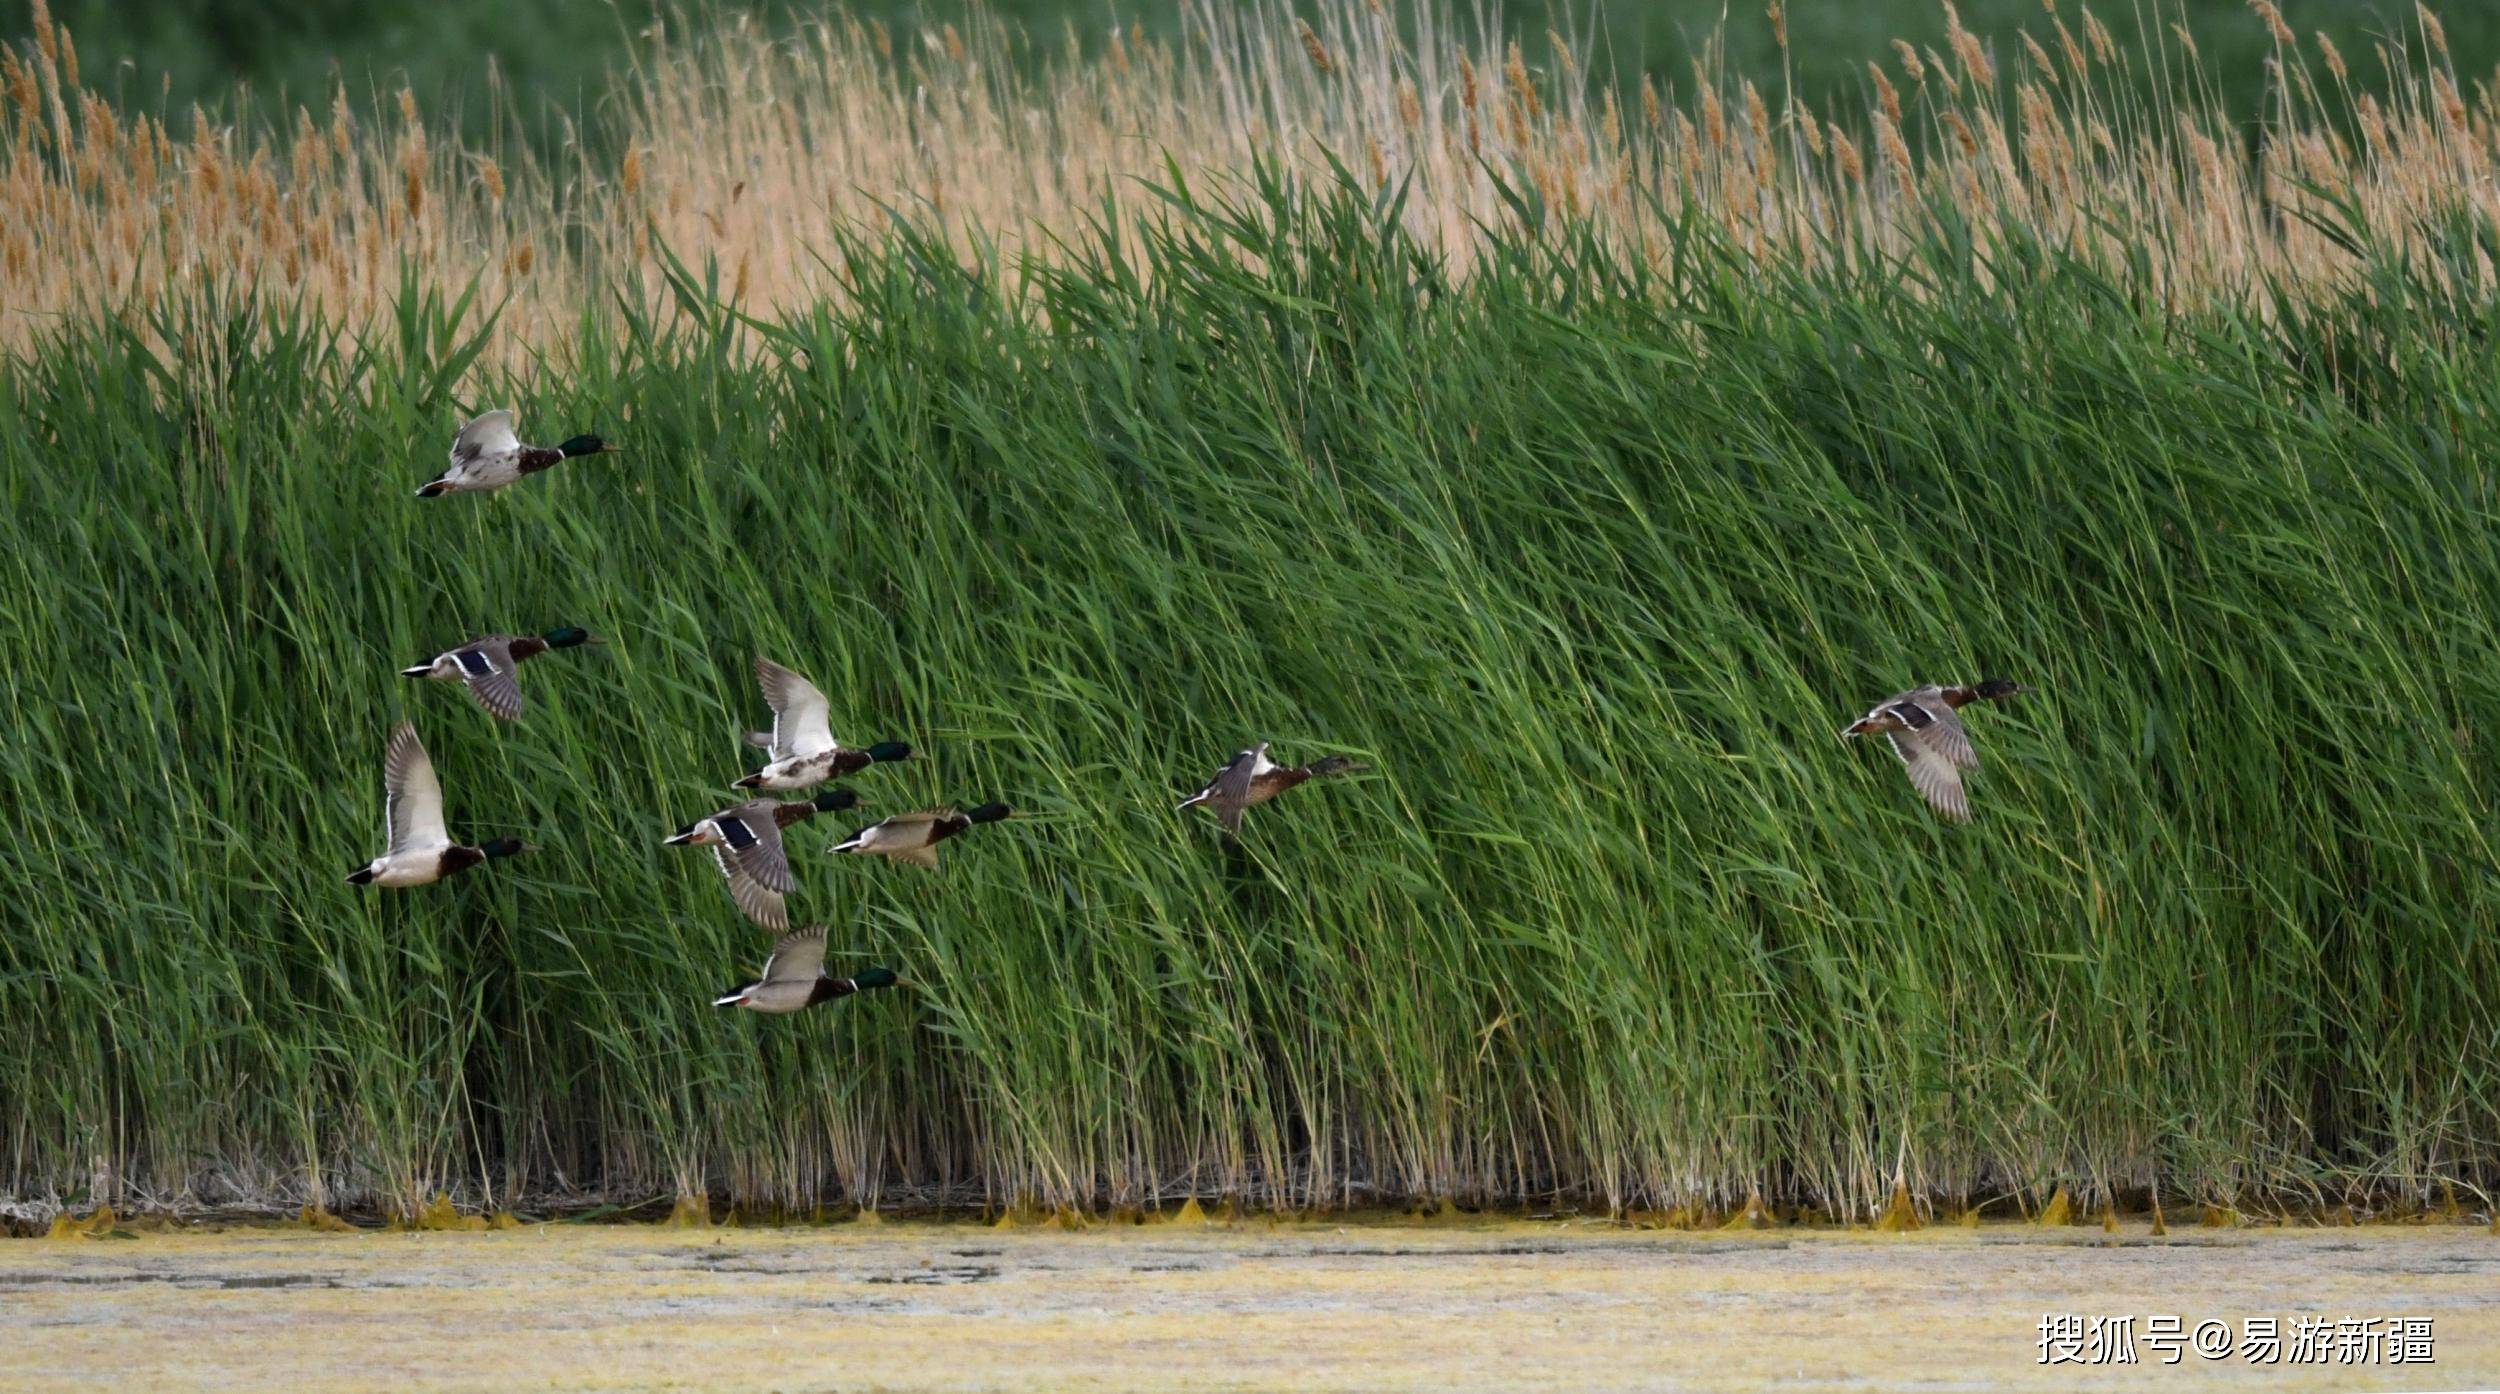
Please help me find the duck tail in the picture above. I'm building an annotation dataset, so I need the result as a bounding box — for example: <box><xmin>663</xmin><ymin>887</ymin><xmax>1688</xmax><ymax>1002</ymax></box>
<box><xmin>827</xmin><ymin>834</ymin><xmax>866</xmax><ymax>856</ymax></box>
<box><xmin>414</xmin><ymin>479</ymin><xmax>453</xmax><ymax>499</ymax></box>
<box><xmin>1841</xmin><ymin>718</ymin><xmax>1877</xmax><ymax>738</ymax></box>
<box><xmin>346</xmin><ymin>866</ymin><xmax>377</xmax><ymax>885</ymax></box>
<box><xmin>400</xmin><ymin>664</ymin><xmax>432</xmax><ymax>679</ymax></box>
<box><xmin>732</xmin><ymin>771</ymin><xmax>765</xmax><ymax>790</ymax></box>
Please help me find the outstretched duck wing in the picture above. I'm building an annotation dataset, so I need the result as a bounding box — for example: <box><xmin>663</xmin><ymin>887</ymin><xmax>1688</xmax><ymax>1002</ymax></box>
<box><xmin>449</xmin><ymin>410</ymin><xmax>519</xmax><ymax>467</ymax></box>
<box><xmin>709</xmin><ymin>804</ymin><xmax>797</xmax><ymax>894</ymax></box>
<box><xmin>1184</xmin><ymin>743</ymin><xmax>1268</xmax><ymax>815</ymax></box>
<box><xmin>1887</xmin><ymin>731</ymin><xmax>1971</xmax><ymax>822</ymax></box>
<box><xmin>711</xmin><ymin>845</ymin><xmax>789</xmax><ymax>930</ymax></box>
<box><xmin>1915</xmin><ymin>702</ymin><xmax>1980</xmax><ymax>771</ymax></box>
<box><xmin>454</xmin><ymin>637</ymin><xmax>526</xmax><ymax>722</ymax></box>
<box><xmin>382</xmin><ymin>722</ymin><xmax>450</xmax><ymax>853</ymax></box>
<box><xmin>755</xmin><ymin>657</ymin><xmax>837</xmax><ymax>760</ymax></box>
<box><xmin>759</xmin><ymin>926</ymin><xmax>828</xmax><ymax>984</ymax></box>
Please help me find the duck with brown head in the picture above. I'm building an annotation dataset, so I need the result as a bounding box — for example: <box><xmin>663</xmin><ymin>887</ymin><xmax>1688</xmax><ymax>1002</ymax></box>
<box><xmin>825</xmin><ymin>801</ymin><xmax>1019</xmax><ymax>871</ymax></box>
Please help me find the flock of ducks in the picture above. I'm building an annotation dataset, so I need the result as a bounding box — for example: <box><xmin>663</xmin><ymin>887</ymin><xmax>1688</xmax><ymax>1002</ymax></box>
<box><xmin>354</xmin><ymin>412</ymin><xmax>2033</xmax><ymax>1015</ymax></box>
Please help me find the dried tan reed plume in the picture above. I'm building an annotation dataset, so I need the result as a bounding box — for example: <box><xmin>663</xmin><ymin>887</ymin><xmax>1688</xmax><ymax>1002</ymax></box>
<box><xmin>2317</xmin><ymin>33</ymin><xmax>2349</xmax><ymax>84</ymax></box>
<box><xmin>1</xmin><ymin>0</ymin><xmax>2496</xmax><ymax>365</ymax></box>
<box><xmin>2417</xmin><ymin>4</ymin><xmax>2448</xmax><ymax>58</ymax></box>
<box><xmin>1296</xmin><ymin>18</ymin><xmax>1333</xmax><ymax>75</ymax></box>
<box><xmin>1892</xmin><ymin>40</ymin><xmax>1927</xmax><ymax>85</ymax></box>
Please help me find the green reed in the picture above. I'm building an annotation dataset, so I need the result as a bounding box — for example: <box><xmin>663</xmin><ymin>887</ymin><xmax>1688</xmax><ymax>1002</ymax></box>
<box><xmin>0</xmin><ymin>165</ymin><xmax>2494</xmax><ymax>1222</ymax></box>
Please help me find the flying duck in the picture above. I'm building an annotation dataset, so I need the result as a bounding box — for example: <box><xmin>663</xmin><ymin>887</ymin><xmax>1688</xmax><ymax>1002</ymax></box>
<box><xmin>1177</xmin><ymin>743</ymin><xmax>1367</xmax><ymax>833</ymax></box>
<box><xmin>736</xmin><ymin>657</ymin><xmax>915</xmax><ymax>791</ymax></box>
<box><xmin>1841</xmin><ymin>679</ymin><xmax>2027</xmax><ymax>821</ymax></box>
<box><xmin>826</xmin><ymin>803</ymin><xmax>1015</xmax><ymax>870</ymax></box>
<box><xmin>347</xmin><ymin>722</ymin><xmax>533</xmax><ymax>886</ymax></box>
<box><xmin>417</xmin><ymin>410</ymin><xmax>617</xmax><ymax>498</ymax></box>
<box><xmin>665</xmin><ymin>788</ymin><xmax>865</xmax><ymax>930</ymax></box>
<box><xmin>714</xmin><ymin>926</ymin><xmax>900</xmax><ymax>1014</ymax></box>
<box><xmin>401</xmin><ymin>627</ymin><xmax>604</xmax><ymax>721</ymax></box>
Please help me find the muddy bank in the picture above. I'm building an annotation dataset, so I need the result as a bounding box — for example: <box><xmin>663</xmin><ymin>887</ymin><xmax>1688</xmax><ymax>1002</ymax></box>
<box><xmin>5</xmin><ymin>1218</ymin><xmax>2495</xmax><ymax>1391</ymax></box>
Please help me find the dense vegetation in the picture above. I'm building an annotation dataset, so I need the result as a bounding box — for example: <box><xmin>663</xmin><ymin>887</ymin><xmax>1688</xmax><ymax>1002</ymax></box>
<box><xmin>52</xmin><ymin>0</ymin><xmax>2500</xmax><ymax>145</ymax></box>
<box><xmin>4</xmin><ymin>158</ymin><xmax>2497</xmax><ymax>1218</ymax></box>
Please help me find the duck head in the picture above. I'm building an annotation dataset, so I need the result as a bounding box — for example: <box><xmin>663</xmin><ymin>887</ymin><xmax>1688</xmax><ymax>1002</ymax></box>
<box><xmin>965</xmin><ymin>802</ymin><xmax>1016</xmax><ymax>825</ymax></box>
<box><xmin>813</xmin><ymin>788</ymin><xmax>866</xmax><ymax>813</ymax></box>
<box><xmin>557</xmin><ymin>434</ymin><xmax>619</xmax><ymax>458</ymax></box>
<box><xmin>481</xmin><ymin>838</ymin><xmax>536</xmax><ymax>859</ymax></box>
<box><xmin>866</xmin><ymin>740</ymin><xmax>918</xmax><ymax>763</ymax></box>
<box><xmin>543</xmin><ymin>626</ymin><xmax>605</xmax><ymax>649</ymax></box>
<box><xmin>1974</xmin><ymin>678</ymin><xmax>2027</xmax><ymax>701</ymax></box>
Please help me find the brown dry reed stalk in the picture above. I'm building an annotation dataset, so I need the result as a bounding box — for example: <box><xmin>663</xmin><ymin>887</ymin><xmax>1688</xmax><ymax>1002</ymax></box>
<box><xmin>3</xmin><ymin>0</ymin><xmax>2498</xmax><ymax>368</ymax></box>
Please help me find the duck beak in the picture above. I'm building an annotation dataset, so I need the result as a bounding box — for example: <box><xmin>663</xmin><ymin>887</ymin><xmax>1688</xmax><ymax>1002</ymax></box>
<box><xmin>586</xmin><ymin>634</ymin><xmax>610</xmax><ymax>646</ymax></box>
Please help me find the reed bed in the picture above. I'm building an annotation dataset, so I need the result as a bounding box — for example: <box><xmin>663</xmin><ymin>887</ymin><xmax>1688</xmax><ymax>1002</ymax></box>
<box><xmin>0</xmin><ymin>1</ymin><xmax>2496</xmax><ymax>1223</ymax></box>
<box><xmin>6</xmin><ymin>0</ymin><xmax>2500</xmax><ymax>362</ymax></box>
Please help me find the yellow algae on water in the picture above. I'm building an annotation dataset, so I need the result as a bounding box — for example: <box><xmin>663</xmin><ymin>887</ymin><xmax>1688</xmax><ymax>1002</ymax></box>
<box><xmin>45</xmin><ymin>1205</ymin><xmax>118</xmax><ymax>1240</ymax></box>
<box><xmin>2036</xmin><ymin>1188</ymin><xmax>2074</xmax><ymax>1227</ymax></box>
<box><xmin>300</xmin><ymin>1205</ymin><xmax>357</xmax><ymax>1233</ymax></box>
<box><xmin>1721</xmin><ymin>1192</ymin><xmax>1775</xmax><ymax>1231</ymax></box>
<box><xmin>410</xmin><ymin>1194</ymin><xmax>489</xmax><ymax>1232</ymax></box>
<box><xmin>1874</xmin><ymin>1182</ymin><xmax>1921</xmax><ymax>1233</ymax></box>
<box><xmin>662</xmin><ymin>1195</ymin><xmax>712</xmax><ymax>1229</ymax></box>
<box><xmin>1166</xmin><ymin>1197</ymin><xmax>1210</xmax><ymax>1228</ymax></box>
<box><xmin>2202</xmin><ymin>1204</ymin><xmax>2241</xmax><ymax>1229</ymax></box>
<box><xmin>4</xmin><ymin>1218</ymin><xmax>2497</xmax><ymax>1392</ymax></box>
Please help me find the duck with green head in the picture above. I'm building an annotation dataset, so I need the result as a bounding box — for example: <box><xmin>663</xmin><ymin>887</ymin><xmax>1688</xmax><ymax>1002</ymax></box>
<box><xmin>346</xmin><ymin>722</ymin><xmax>535</xmax><ymax>887</ymax></box>
<box><xmin>417</xmin><ymin>410</ymin><xmax>618</xmax><ymax>498</ymax></box>
<box><xmin>666</xmin><ymin>788</ymin><xmax>865</xmax><ymax>930</ymax></box>
<box><xmin>402</xmin><ymin>627</ymin><xmax>604</xmax><ymax>721</ymax></box>
<box><xmin>714</xmin><ymin>926</ymin><xmax>901</xmax><ymax>1014</ymax></box>
<box><xmin>736</xmin><ymin>656</ymin><xmax>918</xmax><ymax>791</ymax></box>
